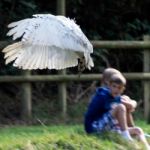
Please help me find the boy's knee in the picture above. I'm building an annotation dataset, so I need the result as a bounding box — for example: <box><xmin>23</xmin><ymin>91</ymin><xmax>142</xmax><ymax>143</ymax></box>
<box><xmin>116</xmin><ymin>103</ymin><xmax>126</xmax><ymax>112</ymax></box>
<box><xmin>111</xmin><ymin>104</ymin><xmax>126</xmax><ymax>117</ymax></box>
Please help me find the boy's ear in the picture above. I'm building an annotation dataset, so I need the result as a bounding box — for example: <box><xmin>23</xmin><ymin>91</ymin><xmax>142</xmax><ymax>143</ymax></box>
<box><xmin>123</xmin><ymin>86</ymin><xmax>126</xmax><ymax>91</ymax></box>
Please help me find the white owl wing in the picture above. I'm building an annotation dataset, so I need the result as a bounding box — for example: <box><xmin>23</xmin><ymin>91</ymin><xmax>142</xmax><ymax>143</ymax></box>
<box><xmin>3</xmin><ymin>14</ymin><xmax>94</xmax><ymax>70</ymax></box>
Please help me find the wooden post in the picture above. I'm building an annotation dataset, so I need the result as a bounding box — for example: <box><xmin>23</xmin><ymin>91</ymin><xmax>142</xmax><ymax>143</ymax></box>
<box><xmin>21</xmin><ymin>70</ymin><xmax>32</xmax><ymax>120</ymax></box>
<box><xmin>57</xmin><ymin>0</ymin><xmax>66</xmax><ymax>15</ymax></box>
<box><xmin>56</xmin><ymin>0</ymin><xmax>67</xmax><ymax>119</ymax></box>
<box><xmin>143</xmin><ymin>35</ymin><xmax>150</xmax><ymax>122</ymax></box>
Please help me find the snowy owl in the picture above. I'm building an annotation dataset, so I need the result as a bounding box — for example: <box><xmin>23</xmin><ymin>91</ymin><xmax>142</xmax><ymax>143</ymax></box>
<box><xmin>2</xmin><ymin>14</ymin><xmax>94</xmax><ymax>71</ymax></box>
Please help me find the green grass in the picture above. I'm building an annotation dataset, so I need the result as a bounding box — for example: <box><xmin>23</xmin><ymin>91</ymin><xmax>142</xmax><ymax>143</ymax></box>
<box><xmin>0</xmin><ymin>121</ymin><xmax>149</xmax><ymax>150</ymax></box>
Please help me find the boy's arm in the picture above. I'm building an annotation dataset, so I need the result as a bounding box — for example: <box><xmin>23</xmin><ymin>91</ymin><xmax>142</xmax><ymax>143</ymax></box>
<box><xmin>86</xmin><ymin>93</ymin><xmax>106</xmax><ymax>117</ymax></box>
<box><xmin>121</xmin><ymin>95</ymin><xmax>137</xmax><ymax>112</ymax></box>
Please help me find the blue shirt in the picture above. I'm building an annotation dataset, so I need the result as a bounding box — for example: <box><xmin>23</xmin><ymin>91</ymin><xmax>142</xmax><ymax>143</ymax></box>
<box><xmin>84</xmin><ymin>87</ymin><xmax>121</xmax><ymax>133</ymax></box>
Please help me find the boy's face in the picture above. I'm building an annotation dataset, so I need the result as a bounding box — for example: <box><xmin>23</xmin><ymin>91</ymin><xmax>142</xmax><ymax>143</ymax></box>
<box><xmin>109</xmin><ymin>82</ymin><xmax>125</xmax><ymax>97</ymax></box>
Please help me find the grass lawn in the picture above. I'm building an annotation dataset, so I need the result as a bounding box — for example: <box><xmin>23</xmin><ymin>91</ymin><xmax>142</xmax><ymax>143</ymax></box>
<box><xmin>0</xmin><ymin>120</ymin><xmax>149</xmax><ymax>150</ymax></box>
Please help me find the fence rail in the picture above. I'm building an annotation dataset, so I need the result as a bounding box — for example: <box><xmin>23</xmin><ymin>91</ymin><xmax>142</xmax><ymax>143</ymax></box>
<box><xmin>1</xmin><ymin>40</ymin><xmax>150</xmax><ymax>50</ymax></box>
<box><xmin>91</xmin><ymin>40</ymin><xmax>150</xmax><ymax>49</ymax></box>
<box><xmin>0</xmin><ymin>73</ymin><xmax>150</xmax><ymax>83</ymax></box>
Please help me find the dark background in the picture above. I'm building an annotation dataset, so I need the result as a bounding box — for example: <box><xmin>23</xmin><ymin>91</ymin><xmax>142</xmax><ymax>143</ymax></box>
<box><xmin>0</xmin><ymin>0</ymin><xmax>150</xmax><ymax>124</ymax></box>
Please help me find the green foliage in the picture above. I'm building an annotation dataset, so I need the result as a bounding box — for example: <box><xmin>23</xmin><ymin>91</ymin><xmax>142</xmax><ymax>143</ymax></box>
<box><xmin>0</xmin><ymin>0</ymin><xmax>150</xmax><ymax>121</ymax></box>
<box><xmin>1</xmin><ymin>0</ymin><xmax>150</xmax><ymax>72</ymax></box>
<box><xmin>67</xmin><ymin>0</ymin><xmax>150</xmax><ymax>71</ymax></box>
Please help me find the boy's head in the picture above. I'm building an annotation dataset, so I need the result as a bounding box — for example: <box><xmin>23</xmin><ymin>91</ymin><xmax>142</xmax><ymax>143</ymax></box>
<box><xmin>108</xmin><ymin>73</ymin><xmax>126</xmax><ymax>97</ymax></box>
<box><xmin>101</xmin><ymin>68</ymin><xmax>121</xmax><ymax>86</ymax></box>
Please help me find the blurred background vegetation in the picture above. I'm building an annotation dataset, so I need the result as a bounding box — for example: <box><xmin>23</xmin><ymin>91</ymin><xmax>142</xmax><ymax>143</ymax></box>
<box><xmin>0</xmin><ymin>0</ymin><xmax>150</xmax><ymax>124</ymax></box>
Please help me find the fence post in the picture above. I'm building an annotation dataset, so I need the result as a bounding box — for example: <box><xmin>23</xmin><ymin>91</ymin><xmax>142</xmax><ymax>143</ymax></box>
<box><xmin>143</xmin><ymin>35</ymin><xmax>150</xmax><ymax>123</ymax></box>
<box><xmin>21</xmin><ymin>70</ymin><xmax>32</xmax><ymax>120</ymax></box>
<box><xmin>56</xmin><ymin>0</ymin><xmax>67</xmax><ymax>119</ymax></box>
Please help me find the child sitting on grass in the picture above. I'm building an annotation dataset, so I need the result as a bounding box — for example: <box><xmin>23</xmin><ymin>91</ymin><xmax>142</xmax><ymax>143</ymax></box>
<box><xmin>101</xmin><ymin>68</ymin><xmax>136</xmax><ymax>127</ymax></box>
<box><xmin>84</xmin><ymin>72</ymin><xmax>150</xmax><ymax>150</ymax></box>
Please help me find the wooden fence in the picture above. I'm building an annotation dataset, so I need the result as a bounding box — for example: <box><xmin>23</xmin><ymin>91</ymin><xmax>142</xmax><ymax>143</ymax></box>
<box><xmin>0</xmin><ymin>39</ymin><xmax>150</xmax><ymax>122</ymax></box>
<box><xmin>0</xmin><ymin>0</ymin><xmax>150</xmax><ymax>122</ymax></box>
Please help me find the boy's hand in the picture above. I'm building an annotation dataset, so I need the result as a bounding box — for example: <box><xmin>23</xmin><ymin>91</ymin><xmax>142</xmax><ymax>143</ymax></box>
<box><xmin>121</xmin><ymin>95</ymin><xmax>137</xmax><ymax>112</ymax></box>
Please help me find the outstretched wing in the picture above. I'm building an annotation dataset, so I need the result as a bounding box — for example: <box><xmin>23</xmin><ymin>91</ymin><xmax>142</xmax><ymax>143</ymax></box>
<box><xmin>3</xmin><ymin>42</ymin><xmax>80</xmax><ymax>70</ymax></box>
<box><xmin>3</xmin><ymin>14</ymin><xmax>94</xmax><ymax>70</ymax></box>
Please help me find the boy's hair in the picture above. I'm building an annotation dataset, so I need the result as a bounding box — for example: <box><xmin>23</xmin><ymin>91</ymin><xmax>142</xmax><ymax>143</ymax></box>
<box><xmin>101</xmin><ymin>68</ymin><xmax>121</xmax><ymax>86</ymax></box>
<box><xmin>109</xmin><ymin>73</ymin><xmax>126</xmax><ymax>86</ymax></box>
